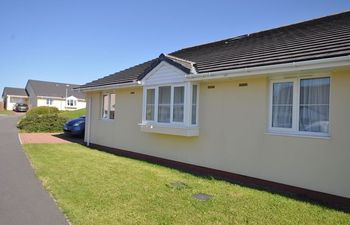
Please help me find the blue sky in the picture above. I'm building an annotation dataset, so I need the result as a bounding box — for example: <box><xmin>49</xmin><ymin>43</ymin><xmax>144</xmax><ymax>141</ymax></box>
<box><xmin>1</xmin><ymin>0</ymin><xmax>349</xmax><ymax>98</ymax></box>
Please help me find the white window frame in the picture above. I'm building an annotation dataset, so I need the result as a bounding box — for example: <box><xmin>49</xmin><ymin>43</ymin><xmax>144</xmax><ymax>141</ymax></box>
<box><xmin>142</xmin><ymin>82</ymin><xmax>199</xmax><ymax>127</ymax></box>
<box><xmin>101</xmin><ymin>92</ymin><xmax>116</xmax><ymax>120</ymax></box>
<box><xmin>46</xmin><ymin>98</ymin><xmax>53</xmax><ymax>105</ymax></box>
<box><xmin>268</xmin><ymin>75</ymin><xmax>331</xmax><ymax>137</ymax></box>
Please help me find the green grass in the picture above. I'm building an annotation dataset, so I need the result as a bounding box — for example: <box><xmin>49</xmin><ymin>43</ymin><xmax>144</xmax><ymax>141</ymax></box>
<box><xmin>0</xmin><ymin>110</ymin><xmax>14</xmax><ymax>115</ymax></box>
<box><xmin>59</xmin><ymin>109</ymin><xmax>86</xmax><ymax>120</ymax></box>
<box><xmin>23</xmin><ymin>143</ymin><xmax>350</xmax><ymax>225</ymax></box>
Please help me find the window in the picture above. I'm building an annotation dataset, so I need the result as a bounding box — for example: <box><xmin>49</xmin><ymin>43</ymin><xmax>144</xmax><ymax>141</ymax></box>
<box><xmin>110</xmin><ymin>94</ymin><xmax>116</xmax><ymax>119</ymax></box>
<box><xmin>191</xmin><ymin>85</ymin><xmax>198</xmax><ymax>125</ymax></box>
<box><xmin>66</xmin><ymin>99</ymin><xmax>76</xmax><ymax>107</ymax></box>
<box><xmin>146</xmin><ymin>89</ymin><xmax>155</xmax><ymax>121</ymax></box>
<box><xmin>270</xmin><ymin>77</ymin><xmax>330</xmax><ymax>135</ymax></box>
<box><xmin>143</xmin><ymin>84</ymin><xmax>199</xmax><ymax>125</ymax></box>
<box><xmin>173</xmin><ymin>86</ymin><xmax>184</xmax><ymax>122</ymax></box>
<box><xmin>299</xmin><ymin>78</ymin><xmax>330</xmax><ymax>133</ymax></box>
<box><xmin>47</xmin><ymin>98</ymin><xmax>53</xmax><ymax>105</ymax></box>
<box><xmin>158</xmin><ymin>86</ymin><xmax>171</xmax><ymax>123</ymax></box>
<box><xmin>101</xmin><ymin>93</ymin><xmax>116</xmax><ymax>120</ymax></box>
<box><xmin>271</xmin><ymin>82</ymin><xmax>293</xmax><ymax>128</ymax></box>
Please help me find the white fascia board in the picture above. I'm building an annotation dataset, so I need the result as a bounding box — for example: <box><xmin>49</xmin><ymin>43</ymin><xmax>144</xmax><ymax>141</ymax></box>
<box><xmin>7</xmin><ymin>95</ymin><xmax>29</xmax><ymax>98</ymax></box>
<box><xmin>186</xmin><ymin>55</ymin><xmax>350</xmax><ymax>81</ymax></box>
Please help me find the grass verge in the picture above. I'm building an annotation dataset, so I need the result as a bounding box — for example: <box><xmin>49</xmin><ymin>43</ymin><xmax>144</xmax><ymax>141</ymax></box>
<box><xmin>23</xmin><ymin>143</ymin><xmax>350</xmax><ymax>225</ymax></box>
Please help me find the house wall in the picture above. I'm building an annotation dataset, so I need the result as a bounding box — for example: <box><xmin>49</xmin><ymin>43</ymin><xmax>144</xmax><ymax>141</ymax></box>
<box><xmin>37</xmin><ymin>98</ymin><xmax>86</xmax><ymax>111</ymax></box>
<box><xmin>86</xmin><ymin>68</ymin><xmax>350</xmax><ymax>198</ymax></box>
<box><xmin>25</xmin><ymin>82</ymin><xmax>37</xmax><ymax>108</ymax></box>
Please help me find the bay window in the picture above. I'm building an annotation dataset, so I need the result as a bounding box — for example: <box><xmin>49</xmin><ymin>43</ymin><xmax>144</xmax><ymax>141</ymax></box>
<box><xmin>142</xmin><ymin>83</ymin><xmax>199</xmax><ymax>136</ymax></box>
<box><xmin>269</xmin><ymin>76</ymin><xmax>330</xmax><ymax>136</ymax></box>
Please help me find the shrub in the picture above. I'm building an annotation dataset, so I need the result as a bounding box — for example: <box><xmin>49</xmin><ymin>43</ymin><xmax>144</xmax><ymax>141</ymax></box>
<box><xmin>18</xmin><ymin>114</ymin><xmax>67</xmax><ymax>132</ymax></box>
<box><xmin>26</xmin><ymin>106</ymin><xmax>59</xmax><ymax>116</ymax></box>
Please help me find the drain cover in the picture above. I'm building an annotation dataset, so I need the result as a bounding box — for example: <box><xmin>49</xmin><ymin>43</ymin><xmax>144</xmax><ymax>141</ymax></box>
<box><xmin>192</xmin><ymin>193</ymin><xmax>213</xmax><ymax>201</ymax></box>
<box><xmin>166</xmin><ymin>181</ymin><xmax>188</xmax><ymax>189</ymax></box>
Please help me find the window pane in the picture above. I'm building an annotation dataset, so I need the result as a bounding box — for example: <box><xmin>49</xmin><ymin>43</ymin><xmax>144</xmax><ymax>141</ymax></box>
<box><xmin>272</xmin><ymin>82</ymin><xmax>293</xmax><ymax>128</ymax></box>
<box><xmin>299</xmin><ymin>78</ymin><xmax>330</xmax><ymax>133</ymax></box>
<box><xmin>102</xmin><ymin>94</ymin><xmax>109</xmax><ymax>119</ymax></box>
<box><xmin>173</xmin><ymin>86</ymin><xmax>184</xmax><ymax>122</ymax></box>
<box><xmin>109</xmin><ymin>94</ymin><xmax>116</xmax><ymax>119</ymax></box>
<box><xmin>146</xmin><ymin>89</ymin><xmax>155</xmax><ymax>121</ymax></box>
<box><xmin>158</xmin><ymin>86</ymin><xmax>171</xmax><ymax>123</ymax></box>
<box><xmin>191</xmin><ymin>85</ymin><xmax>198</xmax><ymax>125</ymax></box>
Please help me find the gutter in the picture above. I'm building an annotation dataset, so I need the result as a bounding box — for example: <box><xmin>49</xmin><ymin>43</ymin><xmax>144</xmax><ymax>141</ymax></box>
<box><xmin>76</xmin><ymin>80</ymin><xmax>141</xmax><ymax>92</ymax></box>
<box><xmin>185</xmin><ymin>55</ymin><xmax>350</xmax><ymax>81</ymax></box>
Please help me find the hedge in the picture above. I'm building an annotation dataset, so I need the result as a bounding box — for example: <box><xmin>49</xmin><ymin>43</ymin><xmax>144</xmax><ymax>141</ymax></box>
<box><xmin>18</xmin><ymin>113</ymin><xmax>67</xmax><ymax>132</ymax></box>
<box><xmin>26</xmin><ymin>106</ymin><xmax>59</xmax><ymax>117</ymax></box>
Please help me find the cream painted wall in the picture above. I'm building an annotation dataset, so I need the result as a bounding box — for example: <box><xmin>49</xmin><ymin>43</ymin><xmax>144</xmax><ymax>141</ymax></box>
<box><xmin>86</xmin><ymin>68</ymin><xmax>350</xmax><ymax>198</ymax></box>
<box><xmin>37</xmin><ymin>98</ymin><xmax>86</xmax><ymax>111</ymax></box>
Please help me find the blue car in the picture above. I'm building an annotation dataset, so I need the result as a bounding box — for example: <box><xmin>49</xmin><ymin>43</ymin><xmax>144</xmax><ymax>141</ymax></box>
<box><xmin>64</xmin><ymin>116</ymin><xmax>85</xmax><ymax>137</ymax></box>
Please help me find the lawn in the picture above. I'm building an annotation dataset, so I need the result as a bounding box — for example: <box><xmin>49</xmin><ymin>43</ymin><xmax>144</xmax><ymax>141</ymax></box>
<box><xmin>23</xmin><ymin>143</ymin><xmax>350</xmax><ymax>225</ymax></box>
<box><xmin>59</xmin><ymin>108</ymin><xmax>86</xmax><ymax>120</ymax></box>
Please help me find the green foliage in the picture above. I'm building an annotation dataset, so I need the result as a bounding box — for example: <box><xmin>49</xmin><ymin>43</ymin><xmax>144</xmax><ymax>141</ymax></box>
<box><xmin>26</xmin><ymin>106</ymin><xmax>59</xmax><ymax>116</ymax></box>
<box><xmin>23</xmin><ymin>143</ymin><xmax>350</xmax><ymax>225</ymax></box>
<box><xmin>18</xmin><ymin>113</ymin><xmax>67</xmax><ymax>132</ymax></box>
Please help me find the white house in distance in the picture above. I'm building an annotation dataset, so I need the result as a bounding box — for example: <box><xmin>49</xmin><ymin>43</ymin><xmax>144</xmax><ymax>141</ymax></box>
<box><xmin>78</xmin><ymin>11</ymin><xmax>350</xmax><ymax>207</ymax></box>
<box><xmin>2</xmin><ymin>79</ymin><xmax>86</xmax><ymax>111</ymax></box>
<box><xmin>1</xmin><ymin>87</ymin><xmax>29</xmax><ymax>110</ymax></box>
<box><xmin>25</xmin><ymin>80</ymin><xmax>86</xmax><ymax>110</ymax></box>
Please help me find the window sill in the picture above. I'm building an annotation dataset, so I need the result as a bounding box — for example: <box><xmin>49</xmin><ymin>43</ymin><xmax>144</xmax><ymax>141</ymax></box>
<box><xmin>139</xmin><ymin>123</ymin><xmax>199</xmax><ymax>136</ymax></box>
<box><xmin>265</xmin><ymin>130</ymin><xmax>330</xmax><ymax>140</ymax></box>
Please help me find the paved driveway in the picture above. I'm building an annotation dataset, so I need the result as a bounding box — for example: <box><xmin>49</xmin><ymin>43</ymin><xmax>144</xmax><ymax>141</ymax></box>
<box><xmin>0</xmin><ymin>116</ymin><xmax>69</xmax><ymax>225</ymax></box>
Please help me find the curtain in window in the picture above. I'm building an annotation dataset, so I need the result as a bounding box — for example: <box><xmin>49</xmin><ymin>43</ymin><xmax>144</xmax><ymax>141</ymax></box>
<box><xmin>158</xmin><ymin>86</ymin><xmax>171</xmax><ymax>123</ymax></box>
<box><xmin>173</xmin><ymin>87</ymin><xmax>184</xmax><ymax>122</ymax></box>
<box><xmin>272</xmin><ymin>82</ymin><xmax>293</xmax><ymax>128</ymax></box>
<box><xmin>191</xmin><ymin>85</ymin><xmax>197</xmax><ymax>125</ymax></box>
<box><xmin>299</xmin><ymin>78</ymin><xmax>330</xmax><ymax>133</ymax></box>
<box><xmin>109</xmin><ymin>94</ymin><xmax>116</xmax><ymax>119</ymax></box>
<box><xmin>146</xmin><ymin>89</ymin><xmax>155</xmax><ymax>121</ymax></box>
<box><xmin>102</xmin><ymin>94</ymin><xmax>109</xmax><ymax>119</ymax></box>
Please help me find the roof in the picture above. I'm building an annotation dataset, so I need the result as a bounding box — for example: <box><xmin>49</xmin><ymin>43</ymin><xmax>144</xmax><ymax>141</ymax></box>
<box><xmin>2</xmin><ymin>87</ymin><xmax>28</xmax><ymax>98</ymax></box>
<box><xmin>27</xmin><ymin>80</ymin><xmax>85</xmax><ymax>99</ymax></box>
<box><xmin>80</xmin><ymin>11</ymin><xmax>350</xmax><ymax>89</ymax></box>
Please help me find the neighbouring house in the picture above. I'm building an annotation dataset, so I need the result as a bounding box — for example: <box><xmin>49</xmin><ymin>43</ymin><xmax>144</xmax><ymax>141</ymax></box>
<box><xmin>1</xmin><ymin>87</ymin><xmax>29</xmax><ymax>110</ymax></box>
<box><xmin>78</xmin><ymin>11</ymin><xmax>350</xmax><ymax>206</ymax></box>
<box><xmin>25</xmin><ymin>80</ymin><xmax>86</xmax><ymax>110</ymax></box>
<box><xmin>2</xmin><ymin>80</ymin><xmax>86</xmax><ymax>111</ymax></box>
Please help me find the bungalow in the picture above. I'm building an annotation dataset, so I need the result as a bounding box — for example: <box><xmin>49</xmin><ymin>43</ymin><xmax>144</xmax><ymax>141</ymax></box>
<box><xmin>78</xmin><ymin>11</ymin><xmax>350</xmax><ymax>206</ymax></box>
<box><xmin>25</xmin><ymin>80</ymin><xmax>86</xmax><ymax>110</ymax></box>
<box><xmin>2</xmin><ymin>80</ymin><xmax>86</xmax><ymax>111</ymax></box>
<box><xmin>1</xmin><ymin>87</ymin><xmax>29</xmax><ymax>110</ymax></box>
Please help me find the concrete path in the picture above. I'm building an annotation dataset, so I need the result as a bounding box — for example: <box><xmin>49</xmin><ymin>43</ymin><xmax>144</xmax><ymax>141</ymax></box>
<box><xmin>19</xmin><ymin>133</ymin><xmax>71</xmax><ymax>144</ymax></box>
<box><xmin>0</xmin><ymin>116</ymin><xmax>69</xmax><ymax>225</ymax></box>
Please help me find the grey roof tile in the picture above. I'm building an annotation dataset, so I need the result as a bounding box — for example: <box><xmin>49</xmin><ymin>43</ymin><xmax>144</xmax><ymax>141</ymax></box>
<box><xmin>80</xmin><ymin>11</ymin><xmax>350</xmax><ymax>89</ymax></box>
<box><xmin>27</xmin><ymin>80</ymin><xmax>85</xmax><ymax>99</ymax></box>
<box><xmin>2</xmin><ymin>87</ymin><xmax>28</xmax><ymax>98</ymax></box>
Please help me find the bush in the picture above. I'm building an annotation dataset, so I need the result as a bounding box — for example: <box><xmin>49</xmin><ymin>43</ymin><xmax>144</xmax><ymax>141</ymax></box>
<box><xmin>18</xmin><ymin>114</ymin><xmax>67</xmax><ymax>132</ymax></box>
<box><xmin>26</xmin><ymin>106</ymin><xmax>59</xmax><ymax>116</ymax></box>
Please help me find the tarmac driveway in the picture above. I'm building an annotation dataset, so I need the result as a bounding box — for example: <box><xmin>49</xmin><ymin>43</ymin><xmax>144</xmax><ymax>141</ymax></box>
<box><xmin>0</xmin><ymin>115</ymin><xmax>69</xmax><ymax>225</ymax></box>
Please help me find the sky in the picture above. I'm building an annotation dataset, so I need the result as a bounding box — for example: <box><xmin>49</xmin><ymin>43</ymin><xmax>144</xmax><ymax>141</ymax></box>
<box><xmin>1</xmin><ymin>0</ymin><xmax>349</xmax><ymax>99</ymax></box>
